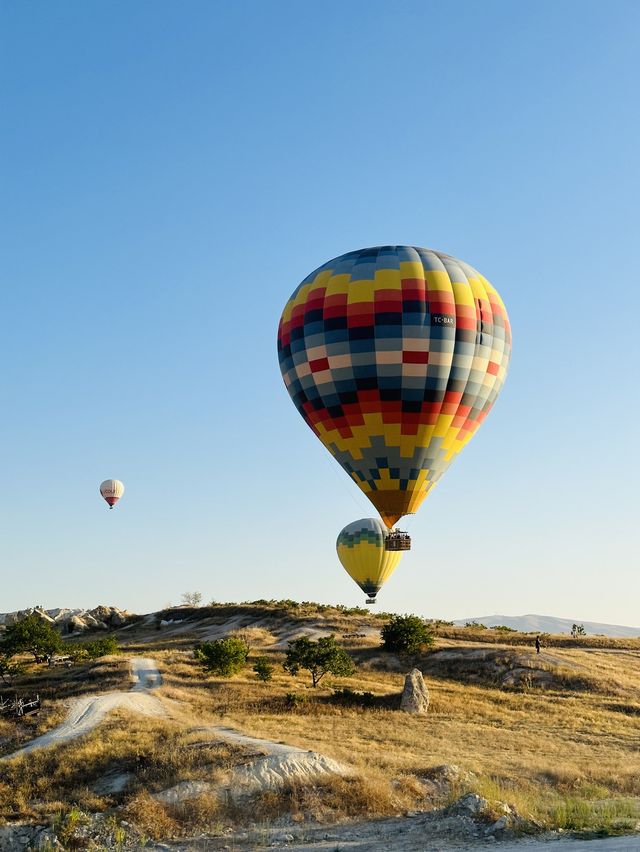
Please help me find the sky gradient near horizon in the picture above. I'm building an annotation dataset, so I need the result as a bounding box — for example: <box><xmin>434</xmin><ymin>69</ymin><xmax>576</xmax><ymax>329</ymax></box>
<box><xmin>1</xmin><ymin>1</ymin><xmax>639</xmax><ymax>624</ymax></box>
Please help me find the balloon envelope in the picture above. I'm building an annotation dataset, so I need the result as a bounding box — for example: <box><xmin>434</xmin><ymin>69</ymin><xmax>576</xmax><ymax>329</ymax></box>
<box><xmin>336</xmin><ymin>518</ymin><xmax>402</xmax><ymax>598</ymax></box>
<box><xmin>278</xmin><ymin>246</ymin><xmax>511</xmax><ymax>527</ymax></box>
<box><xmin>100</xmin><ymin>479</ymin><xmax>124</xmax><ymax>508</ymax></box>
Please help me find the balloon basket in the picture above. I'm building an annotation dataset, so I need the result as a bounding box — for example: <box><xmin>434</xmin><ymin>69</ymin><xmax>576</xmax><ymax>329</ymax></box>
<box><xmin>385</xmin><ymin>530</ymin><xmax>411</xmax><ymax>551</ymax></box>
<box><xmin>366</xmin><ymin>597</ymin><xmax>376</xmax><ymax>605</ymax></box>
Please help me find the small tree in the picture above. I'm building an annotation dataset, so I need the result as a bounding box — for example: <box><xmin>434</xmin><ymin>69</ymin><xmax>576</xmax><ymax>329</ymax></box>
<box><xmin>381</xmin><ymin>614</ymin><xmax>434</xmax><ymax>655</ymax></box>
<box><xmin>194</xmin><ymin>637</ymin><xmax>249</xmax><ymax>676</ymax></box>
<box><xmin>571</xmin><ymin>623</ymin><xmax>586</xmax><ymax>638</ymax></box>
<box><xmin>2</xmin><ymin>613</ymin><xmax>63</xmax><ymax>661</ymax></box>
<box><xmin>283</xmin><ymin>635</ymin><xmax>354</xmax><ymax>687</ymax></box>
<box><xmin>0</xmin><ymin>654</ymin><xmax>25</xmax><ymax>685</ymax></box>
<box><xmin>181</xmin><ymin>592</ymin><xmax>202</xmax><ymax>607</ymax></box>
<box><xmin>253</xmin><ymin>656</ymin><xmax>274</xmax><ymax>682</ymax></box>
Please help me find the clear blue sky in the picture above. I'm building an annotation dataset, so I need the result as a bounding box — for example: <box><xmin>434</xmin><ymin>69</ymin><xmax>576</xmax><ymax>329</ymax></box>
<box><xmin>1</xmin><ymin>1</ymin><xmax>639</xmax><ymax>624</ymax></box>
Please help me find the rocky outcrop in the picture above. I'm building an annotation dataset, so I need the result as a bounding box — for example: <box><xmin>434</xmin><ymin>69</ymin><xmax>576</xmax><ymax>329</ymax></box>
<box><xmin>0</xmin><ymin>605</ymin><xmax>135</xmax><ymax>635</ymax></box>
<box><xmin>1</xmin><ymin>607</ymin><xmax>55</xmax><ymax>627</ymax></box>
<box><xmin>420</xmin><ymin>764</ymin><xmax>477</xmax><ymax>801</ymax></box>
<box><xmin>448</xmin><ymin>792</ymin><xmax>489</xmax><ymax>816</ymax></box>
<box><xmin>0</xmin><ymin>823</ymin><xmax>56</xmax><ymax>851</ymax></box>
<box><xmin>400</xmin><ymin>668</ymin><xmax>430</xmax><ymax>715</ymax></box>
<box><xmin>66</xmin><ymin>615</ymin><xmax>88</xmax><ymax>634</ymax></box>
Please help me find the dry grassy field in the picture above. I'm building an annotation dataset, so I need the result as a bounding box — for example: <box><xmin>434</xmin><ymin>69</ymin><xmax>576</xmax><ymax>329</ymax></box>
<box><xmin>1</xmin><ymin>602</ymin><xmax>639</xmax><ymax>847</ymax></box>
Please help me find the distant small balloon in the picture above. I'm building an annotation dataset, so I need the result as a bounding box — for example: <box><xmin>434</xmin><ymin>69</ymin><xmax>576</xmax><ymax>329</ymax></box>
<box><xmin>100</xmin><ymin>479</ymin><xmax>124</xmax><ymax>509</ymax></box>
<box><xmin>336</xmin><ymin>518</ymin><xmax>403</xmax><ymax>604</ymax></box>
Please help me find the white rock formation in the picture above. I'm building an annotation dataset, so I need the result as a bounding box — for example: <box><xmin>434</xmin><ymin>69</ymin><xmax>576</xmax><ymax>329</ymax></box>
<box><xmin>400</xmin><ymin>668</ymin><xmax>430</xmax><ymax>715</ymax></box>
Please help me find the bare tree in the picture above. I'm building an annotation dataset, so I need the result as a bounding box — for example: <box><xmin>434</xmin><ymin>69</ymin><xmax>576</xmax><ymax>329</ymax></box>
<box><xmin>181</xmin><ymin>591</ymin><xmax>202</xmax><ymax>607</ymax></box>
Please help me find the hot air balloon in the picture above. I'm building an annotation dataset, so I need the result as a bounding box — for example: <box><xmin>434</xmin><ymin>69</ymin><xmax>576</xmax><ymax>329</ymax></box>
<box><xmin>337</xmin><ymin>518</ymin><xmax>405</xmax><ymax>604</ymax></box>
<box><xmin>277</xmin><ymin>246</ymin><xmax>511</xmax><ymax>533</ymax></box>
<box><xmin>100</xmin><ymin>479</ymin><xmax>124</xmax><ymax>509</ymax></box>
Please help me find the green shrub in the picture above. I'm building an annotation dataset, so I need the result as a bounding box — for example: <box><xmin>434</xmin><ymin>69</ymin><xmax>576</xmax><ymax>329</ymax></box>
<box><xmin>194</xmin><ymin>637</ymin><xmax>249</xmax><ymax>677</ymax></box>
<box><xmin>252</xmin><ymin>656</ymin><xmax>274</xmax><ymax>682</ymax></box>
<box><xmin>67</xmin><ymin>645</ymin><xmax>90</xmax><ymax>663</ymax></box>
<box><xmin>284</xmin><ymin>691</ymin><xmax>307</xmax><ymax>709</ymax></box>
<box><xmin>84</xmin><ymin>637</ymin><xmax>120</xmax><ymax>658</ymax></box>
<box><xmin>283</xmin><ymin>635</ymin><xmax>355</xmax><ymax>687</ymax></box>
<box><xmin>381</xmin><ymin>615</ymin><xmax>434</xmax><ymax>654</ymax></box>
<box><xmin>331</xmin><ymin>687</ymin><xmax>376</xmax><ymax>707</ymax></box>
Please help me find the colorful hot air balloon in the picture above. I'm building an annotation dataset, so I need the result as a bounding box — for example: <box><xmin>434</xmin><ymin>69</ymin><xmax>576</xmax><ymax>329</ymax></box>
<box><xmin>100</xmin><ymin>479</ymin><xmax>124</xmax><ymax>509</ymax></box>
<box><xmin>278</xmin><ymin>246</ymin><xmax>511</xmax><ymax>528</ymax></box>
<box><xmin>337</xmin><ymin>518</ymin><xmax>404</xmax><ymax>603</ymax></box>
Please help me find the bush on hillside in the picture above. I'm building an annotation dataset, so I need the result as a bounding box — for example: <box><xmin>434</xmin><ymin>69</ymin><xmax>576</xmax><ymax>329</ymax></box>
<box><xmin>194</xmin><ymin>637</ymin><xmax>249</xmax><ymax>677</ymax></box>
<box><xmin>331</xmin><ymin>687</ymin><xmax>376</xmax><ymax>707</ymax></box>
<box><xmin>252</xmin><ymin>656</ymin><xmax>274</xmax><ymax>682</ymax></box>
<box><xmin>284</xmin><ymin>691</ymin><xmax>307</xmax><ymax>709</ymax></box>
<box><xmin>380</xmin><ymin>614</ymin><xmax>434</xmax><ymax>655</ymax></box>
<box><xmin>85</xmin><ymin>637</ymin><xmax>120</xmax><ymax>658</ymax></box>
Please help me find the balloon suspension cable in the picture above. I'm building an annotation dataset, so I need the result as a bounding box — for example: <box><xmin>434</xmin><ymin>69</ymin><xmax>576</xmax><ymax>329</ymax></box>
<box><xmin>320</xmin><ymin>448</ymin><xmax>373</xmax><ymax>516</ymax></box>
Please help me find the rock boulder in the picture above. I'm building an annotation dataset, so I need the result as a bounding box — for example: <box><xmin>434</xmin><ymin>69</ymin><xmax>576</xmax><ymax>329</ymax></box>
<box><xmin>400</xmin><ymin>668</ymin><xmax>430</xmax><ymax>715</ymax></box>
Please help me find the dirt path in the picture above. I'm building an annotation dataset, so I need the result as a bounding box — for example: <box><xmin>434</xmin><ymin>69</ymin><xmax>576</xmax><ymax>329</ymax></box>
<box><xmin>195</xmin><ymin>724</ymin><xmax>314</xmax><ymax>755</ymax></box>
<box><xmin>274</xmin><ymin>832</ymin><xmax>640</xmax><ymax>851</ymax></box>
<box><xmin>159</xmin><ymin>812</ymin><xmax>640</xmax><ymax>851</ymax></box>
<box><xmin>2</xmin><ymin>657</ymin><xmax>166</xmax><ymax>760</ymax></box>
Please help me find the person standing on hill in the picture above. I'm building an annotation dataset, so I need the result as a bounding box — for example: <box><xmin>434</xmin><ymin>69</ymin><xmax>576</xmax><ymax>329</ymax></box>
<box><xmin>535</xmin><ymin>635</ymin><xmax>541</xmax><ymax>654</ymax></box>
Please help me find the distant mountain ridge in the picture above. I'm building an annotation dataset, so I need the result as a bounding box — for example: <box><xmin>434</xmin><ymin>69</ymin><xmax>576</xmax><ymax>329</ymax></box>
<box><xmin>454</xmin><ymin>613</ymin><xmax>640</xmax><ymax>638</ymax></box>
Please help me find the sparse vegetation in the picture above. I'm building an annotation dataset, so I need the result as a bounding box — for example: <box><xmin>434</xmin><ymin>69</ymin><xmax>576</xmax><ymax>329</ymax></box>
<box><xmin>180</xmin><ymin>591</ymin><xmax>202</xmax><ymax>606</ymax></box>
<box><xmin>283</xmin><ymin>635</ymin><xmax>355</xmax><ymax>687</ymax></box>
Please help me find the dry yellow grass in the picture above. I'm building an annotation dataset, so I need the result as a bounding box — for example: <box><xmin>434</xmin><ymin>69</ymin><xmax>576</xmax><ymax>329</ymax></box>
<box><xmin>150</xmin><ymin>635</ymin><xmax>640</xmax><ymax>830</ymax></box>
<box><xmin>0</xmin><ymin>709</ymin><xmax>246</xmax><ymax>826</ymax></box>
<box><xmin>2</xmin><ymin>607</ymin><xmax>640</xmax><ymax>839</ymax></box>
